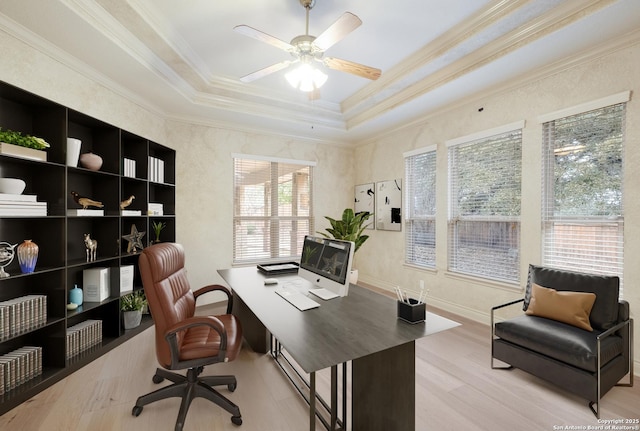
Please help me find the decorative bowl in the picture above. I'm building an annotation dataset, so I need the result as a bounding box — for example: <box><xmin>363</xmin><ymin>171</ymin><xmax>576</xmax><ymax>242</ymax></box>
<box><xmin>0</xmin><ymin>178</ymin><xmax>26</xmax><ymax>195</ymax></box>
<box><xmin>79</xmin><ymin>152</ymin><xmax>103</xmax><ymax>171</ymax></box>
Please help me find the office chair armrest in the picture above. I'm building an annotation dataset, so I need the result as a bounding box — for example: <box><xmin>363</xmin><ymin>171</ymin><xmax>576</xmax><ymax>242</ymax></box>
<box><xmin>164</xmin><ymin>316</ymin><xmax>228</xmax><ymax>366</ymax></box>
<box><xmin>194</xmin><ymin>284</ymin><xmax>234</xmax><ymax>314</ymax></box>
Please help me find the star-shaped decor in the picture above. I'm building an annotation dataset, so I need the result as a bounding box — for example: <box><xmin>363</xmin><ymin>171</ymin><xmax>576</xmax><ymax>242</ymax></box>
<box><xmin>122</xmin><ymin>224</ymin><xmax>145</xmax><ymax>254</ymax></box>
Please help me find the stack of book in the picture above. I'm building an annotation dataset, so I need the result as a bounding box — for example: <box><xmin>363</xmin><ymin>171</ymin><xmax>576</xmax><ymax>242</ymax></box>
<box><xmin>65</xmin><ymin>319</ymin><xmax>103</xmax><ymax>359</ymax></box>
<box><xmin>123</xmin><ymin>157</ymin><xmax>136</xmax><ymax>178</ymax></box>
<box><xmin>0</xmin><ymin>294</ymin><xmax>47</xmax><ymax>341</ymax></box>
<box><xmin>148</xmin><ymin>156</ymin><xmax>165</xmax><ymax>183</ymax></box>
<box><xmin>0</xmin><ymin>193</ymin><xmax>47</xmax><ymax>216</ymax></box>
<box><xmin>0</xmin><ymin>346</ymin><xmax>43</xmax><ymax>394</ymax></box>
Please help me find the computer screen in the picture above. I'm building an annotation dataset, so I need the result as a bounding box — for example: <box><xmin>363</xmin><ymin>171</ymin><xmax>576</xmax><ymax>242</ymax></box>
<box><xmin>298</xmin><ymin>235</ymin><xmax>354</xmax><ymax>296</ymax></box>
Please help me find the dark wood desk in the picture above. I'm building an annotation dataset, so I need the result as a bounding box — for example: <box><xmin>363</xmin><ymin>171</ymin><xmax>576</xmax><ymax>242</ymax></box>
<box><xmin>218</xmin><ymin>267</ymin><xmax>459</xmax><ymax>431</ymax></box>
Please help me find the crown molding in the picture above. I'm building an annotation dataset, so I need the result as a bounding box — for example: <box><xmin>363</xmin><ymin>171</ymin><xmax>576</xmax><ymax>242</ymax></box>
<box><xmin>354</xmin><ymin>27</ymin><xmax>640</xmax><ymax>148</ymax></box>
<box><xmin>341</xmin><ymin>0</ymin><xmax>531</xmax><ymax>115</ymax></box>
<box><xmin>344</xmin><ymin>0</ymin><xmax>618</xmax><ymax>130</ymax></box>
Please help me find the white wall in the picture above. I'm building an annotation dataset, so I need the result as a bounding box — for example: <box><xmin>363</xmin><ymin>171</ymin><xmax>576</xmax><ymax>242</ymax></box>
<box><xmin>353</xmin><ymin>41</ymin><xmax>640</xmax><ymax>370</ymax></box>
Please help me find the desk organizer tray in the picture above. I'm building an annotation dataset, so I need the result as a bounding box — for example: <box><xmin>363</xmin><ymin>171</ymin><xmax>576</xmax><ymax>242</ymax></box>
<box><xmin>257</xmin><ymin>262</ymin><xmax>299</xmax><ymax>275</ymax></box>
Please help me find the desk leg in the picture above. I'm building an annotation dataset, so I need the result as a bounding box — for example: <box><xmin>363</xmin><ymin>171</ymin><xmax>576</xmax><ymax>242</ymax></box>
<box><xmin>331</xmin><ymin>366</ymin><xmax>337</xmax><ymax>431</ymax></box>
<box><xmin>352</xmin><ymin>341</ymin><xmax>415</xmax><ymax>431</ymax></box>
<box><xmin>310</xmin><ymin>372</ymin><xmax>316</xmax><ymax>431</ymax></box>
<box><xmin>233</xmin><ymin>295</ymin><xmax>269</xmax><ymax>353</ymax></box>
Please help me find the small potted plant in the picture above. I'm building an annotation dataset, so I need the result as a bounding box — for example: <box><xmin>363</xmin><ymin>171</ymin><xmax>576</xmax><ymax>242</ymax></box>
<box><xmin>151</xmin><ymin>220</ymin><xmax>166</xmax><ymax>244</ymax></box>
<box><xmin>120</xmin><ymin>290</ymin><xmax>147</xmax><ymax>329</ymax></box>
<box><xmin>318</xmin><ymin>208</ymin><xmax>373</xmax><ymax>284</ymax></box>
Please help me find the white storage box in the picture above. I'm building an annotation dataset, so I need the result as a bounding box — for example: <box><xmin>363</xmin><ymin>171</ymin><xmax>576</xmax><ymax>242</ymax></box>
<box><xmin>111</xmin><ymin>265</ymin><xmax>134</xmax><ymax>294</ymax></box>
<box><xmin>83</xmin><ymin>268</ymin><xmax>110</xmax><ymax>302</ymax></box>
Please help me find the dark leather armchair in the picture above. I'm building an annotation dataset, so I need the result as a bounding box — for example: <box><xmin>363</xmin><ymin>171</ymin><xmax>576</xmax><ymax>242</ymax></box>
<box><xmin>131</xmin><ymin>243</ymin><xmax>243</xmax><ymax>429</ymax></box>
<box><xmin>491</xmin><ymin>264</ymin><xmax>633</xmax><ymax>418</ymax></box>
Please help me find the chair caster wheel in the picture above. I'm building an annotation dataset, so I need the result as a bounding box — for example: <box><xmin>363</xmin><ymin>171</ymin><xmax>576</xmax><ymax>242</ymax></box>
<box><xmin>152</xmin><ymin>374</ymin><xmax>164</xmax><ymax>384</ymax></box>
<box><xmin>132</xmin><ymin>405</ymin><xmax>143</xmax><ymax>417</ymax></box>
<box><xmin>228</xmin><ymin>382</ymin><xmax>237</xmax><ymax>392</ymax></box>
<box><xmin>231</xmin><ymin>415</ymin><xmax>242</xmax><ymax>425</ymax></box>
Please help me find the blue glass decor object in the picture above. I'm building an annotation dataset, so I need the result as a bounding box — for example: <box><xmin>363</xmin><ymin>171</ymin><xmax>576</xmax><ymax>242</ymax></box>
<box><xmin>70</xmin><ymin>284</ymin><xmax>83</xmax><ymax>305</ymax></box>
<box><xmin>17</xmin><ymin>239</ymin><xmax>38</xmax><ymax>273</ymax></box>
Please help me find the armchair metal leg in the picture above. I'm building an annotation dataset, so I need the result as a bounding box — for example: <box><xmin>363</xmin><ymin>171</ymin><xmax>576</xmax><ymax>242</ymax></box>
<box><xmin>491</xmin><ymin>357</ymin><xmax>514</xmax><ymax>370</ymax></box>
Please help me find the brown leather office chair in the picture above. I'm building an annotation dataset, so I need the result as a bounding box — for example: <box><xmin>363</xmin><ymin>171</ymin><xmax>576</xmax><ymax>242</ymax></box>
<box><xmin>131</xmin><ymin>243</ymin><xmax>243</xmax><ymax>429</ymax></box>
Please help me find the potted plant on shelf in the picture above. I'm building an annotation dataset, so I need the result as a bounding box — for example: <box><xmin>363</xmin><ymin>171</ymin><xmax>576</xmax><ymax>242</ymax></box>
<box><xmin>120</xmin><ymin>290</ymin><xmax>148</xmax><ymax>329</ymax></box>
<box><xmin>151</xmin><ymin>220</ymin><xmax>166</xmax><ymax>244</ymax></box>
<box><xmin>0</xmin><ymin>127</ymin><xmax>50</xmax><ymax>161</ymax></box>
<box><xmin>318</xmin><ymin>208</ymin><xmax>373</xmax><ymax>284</ymax></box>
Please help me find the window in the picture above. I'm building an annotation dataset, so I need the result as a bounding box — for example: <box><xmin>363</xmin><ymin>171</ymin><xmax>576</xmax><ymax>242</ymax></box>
<box><xmin>541</xmin><ymin>93</ymin><xmax>627</xmax><ymax>290</ymax></box>
<box><xmin>233</xmin><ymin>155</ymin><xmax>314</xmax><ymax>264</ymax></box>
<box><xmin>404</xmin><ymin>146</ymin><xmax>436</xmax><ymax>268</ymax></box>
<box><xmin>447</xmin><ymin>122</ymin><xmax>523</xmax><ymax>283</ymax></box>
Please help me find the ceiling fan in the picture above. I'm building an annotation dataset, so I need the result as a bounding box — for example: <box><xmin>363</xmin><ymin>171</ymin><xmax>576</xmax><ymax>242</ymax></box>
<box><xmin>234</xmin><ymin>0</ymin><xmax>381</xmax><ymax>92</ymax></box>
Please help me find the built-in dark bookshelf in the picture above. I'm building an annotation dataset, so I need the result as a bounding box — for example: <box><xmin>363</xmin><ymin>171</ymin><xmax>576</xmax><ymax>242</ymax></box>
<box><xmin>0</xmin><ymin>81</ymin><xmax>175</xmax><ymax>414</ymax></box>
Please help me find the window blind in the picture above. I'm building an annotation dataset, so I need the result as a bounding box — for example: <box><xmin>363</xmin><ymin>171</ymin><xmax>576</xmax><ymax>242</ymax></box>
<box><xmin>448</xmin><ymin>127</ymin><xmax>522</xmax><ymax>283</ymax></box>
<box><xmin>542</xmin><ymin>102</ymin><xmax>625</xmax><ymax>292</ymax></box>
<box><xmin>233</xmin><ymin>156</ymin><xmax>314</xmax><ymax>264</ymax></box>
<box><xmin>404</xmin><ymin>146</ymin><xmax>436</xmax><ymax>268</ymax></box>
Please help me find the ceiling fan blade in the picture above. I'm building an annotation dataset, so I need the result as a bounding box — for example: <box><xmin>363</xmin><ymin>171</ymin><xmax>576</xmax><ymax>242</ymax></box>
<box><xmin>234</xmin><ymin>25</ymin><xmax>294</xmax><ymax>52</ymax></box>
<box><xmin>324</xmin><ymin>57</ymin><xmax>381</xmax><ymax>80</ymax></box>
<box><xmin>240</xmin><ymin>61</ymin><xmax>292</xmax><ymax>83</ymax></box>
<box><xmin>313</xmin><ymin>12</ymin><xmax>362</xmax><ymax>51</ymax></box>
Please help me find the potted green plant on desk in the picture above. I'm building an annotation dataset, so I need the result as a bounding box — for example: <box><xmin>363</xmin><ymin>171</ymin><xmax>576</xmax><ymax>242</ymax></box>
<box><xmin>318</xmin><ymin>208</ymin><xmax>372</xmax><ymax>284</ymax></box>
<box><xmin>121</xmin><ymin>290</ymin><xmax>148</xmax><ymax>329</ymax></box>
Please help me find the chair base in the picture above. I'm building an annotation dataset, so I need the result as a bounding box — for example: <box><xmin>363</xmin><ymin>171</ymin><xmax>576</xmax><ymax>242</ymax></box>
<box><xmin>132</xmin><ymin>367</ymin><xmax>242</xmax><ymax>430</ymax></box>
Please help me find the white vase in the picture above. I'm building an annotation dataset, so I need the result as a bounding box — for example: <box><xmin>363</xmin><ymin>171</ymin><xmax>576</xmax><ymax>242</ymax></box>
<box><xmin>66</xmin><ymin>138</ymin><xmax>81</xmax><ymax>167</ymax></box>
<box><xmin>350</xmin><ymin>269</ymin><xmax>359</xmax><ymax>285</ymax></box>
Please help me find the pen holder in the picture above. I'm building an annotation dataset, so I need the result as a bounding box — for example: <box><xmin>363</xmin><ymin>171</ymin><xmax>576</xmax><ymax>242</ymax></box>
<box><xmin>397</xmin><ymin>298</ymin><xmax>426</xmax><ymax>324</ymax></box>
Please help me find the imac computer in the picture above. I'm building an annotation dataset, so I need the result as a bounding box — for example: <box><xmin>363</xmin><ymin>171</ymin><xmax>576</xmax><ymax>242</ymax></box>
<box><xmin>298</xmin><ymin>235</ymin><xmax>355</xmax><ymax>297</ymax></box>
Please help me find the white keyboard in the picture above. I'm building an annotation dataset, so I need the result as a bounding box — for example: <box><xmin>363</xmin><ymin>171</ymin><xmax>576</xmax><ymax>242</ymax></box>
<box><xmin>275</xmin><ymin>288</ymin><xmax>320</xmax><ymax>311</ymax></box>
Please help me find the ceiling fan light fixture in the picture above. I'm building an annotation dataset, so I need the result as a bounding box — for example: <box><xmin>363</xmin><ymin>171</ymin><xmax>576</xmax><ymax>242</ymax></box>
<box><xmin>285</xmin><ymin>63</ymin><xmax>327</xmax><ymax>92</ymax></box>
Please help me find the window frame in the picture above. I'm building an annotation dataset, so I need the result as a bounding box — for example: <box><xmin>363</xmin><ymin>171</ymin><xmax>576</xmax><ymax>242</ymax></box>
<box><xmin>404</xmin><ymin>145</ymin><xmax>437</xmax><ymax>269</ymax></box>
<box><xmin>446</xmin><ymin>121</ymin><xmax>524</xmax><ymax>284</ymax></box>
<box><xmin>539</xmin><ymin>92</ymin><xmax>628</xmax><ymax>292</ymax></box>
<box><xmin>232</xmin><ymin>154</ymin><xmax>315</xmax><ymax>265</ymax></box>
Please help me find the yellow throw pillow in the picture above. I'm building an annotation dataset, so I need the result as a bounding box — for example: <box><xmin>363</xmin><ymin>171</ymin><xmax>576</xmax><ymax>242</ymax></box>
<box><xmin>525</xmin><ymin>283</ymin><xmax>596</xmax><ymax>331</ymax></box>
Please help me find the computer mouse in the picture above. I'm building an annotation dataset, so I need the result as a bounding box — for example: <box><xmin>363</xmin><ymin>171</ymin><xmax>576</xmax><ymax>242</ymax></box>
<box><xmin>264</xmin><ymin>278</ymin><xmax>278</xmax><ymax>285</ymax></box>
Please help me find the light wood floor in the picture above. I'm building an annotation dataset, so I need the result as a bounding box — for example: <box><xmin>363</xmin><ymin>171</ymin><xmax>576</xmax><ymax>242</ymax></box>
<box><xmin>0</xmin><ymin>302</ymin><xmax>637</xmax><ymax>431</ymax></box>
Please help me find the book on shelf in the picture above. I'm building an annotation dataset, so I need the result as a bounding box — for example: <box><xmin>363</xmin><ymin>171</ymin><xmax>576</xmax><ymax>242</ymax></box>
<box><xmin>67</xmin><ymin>209</ymin><xmax>104</xmax><ymax>216</ymax></box>
<box><xmin>148</xmin><ymin>156</ymin><xmax>165</xmax><ymax>183</ymax></box>
<box><xmin>0</xmin><ymin>207</ymin><xmax>47</xmax><ymax>216</ymax></box>
<box><xmin>147</xmin><ymin>202</ymin><xmax>163</xmax><ymax>216</ymax></box>
<box><xmin>66</xmin><ymin>320</ymin><xmax>102</xmax><ymax>360</ymax></box>
<box><xmin>121</xmin><ymin>209</ymin><xmax>141</xmax><ymax>216</ymax></box>
<box><xmin>0</xmin><ymin>201</ymin><xmax>46</xmax><ymax>208</ymax></box>
<box><xmin>123</xmin><ymin>157</ymin><xmax>136</xmax><ymax>178</ymax></box>
<box><xmin>0</xmin><ymin>196</ymin><xmax>47</xmax><ymax>216</ymax></box>
<box><xmin>0</xmin><ymin>295</ymin><xmax>47</xmax><ymax>341</ymax></box>
<box><xmin>0</xmin><ymin>345</ymin><xmax>42</xmax><ymax>394</ymax></box>
<box><xmin>0</xmin><ymin>193</ymin><xmax>38</xmax><ymax>202</ymax></box>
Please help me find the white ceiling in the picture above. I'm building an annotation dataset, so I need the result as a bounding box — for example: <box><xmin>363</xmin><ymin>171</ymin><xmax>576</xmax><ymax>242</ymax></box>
<box><xmin>1</xmin><ymin>0</ymin><xmax>639</xmax><ymax>145</ymax></box>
